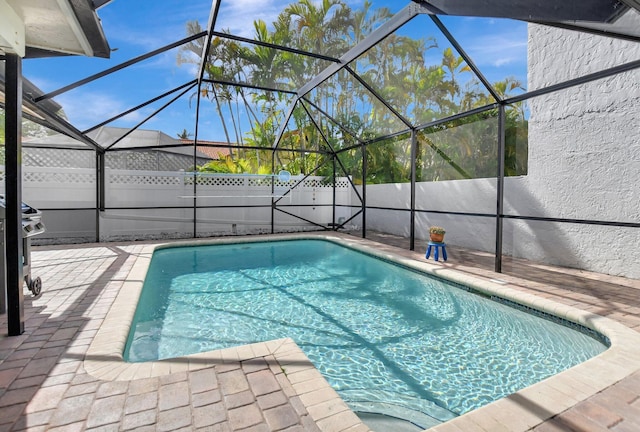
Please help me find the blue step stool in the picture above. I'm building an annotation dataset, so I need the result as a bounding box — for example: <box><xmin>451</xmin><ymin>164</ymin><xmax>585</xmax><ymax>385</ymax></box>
<box><xmin>425</xmin><ymin>241</ymin><xmax>447</xmax><ymax>262</ymax></box>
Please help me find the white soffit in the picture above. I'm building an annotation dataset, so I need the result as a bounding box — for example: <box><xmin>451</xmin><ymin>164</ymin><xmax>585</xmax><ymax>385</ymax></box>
<box><xmin>1</xmin><ymin>0</ymin><xmax>93</xmax><ymax>57</ymax></box>
<box><xmin>0</xmin><ymin>0</ymin><xmax>25</xmax><ymax>56</ymax></box>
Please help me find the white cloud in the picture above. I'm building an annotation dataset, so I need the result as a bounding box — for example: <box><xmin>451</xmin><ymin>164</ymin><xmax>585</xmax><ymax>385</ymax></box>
<box><xmin>494</xmin><ymin>56</ymin><xmax>516</xmax><ymax>67</ymax></box>
<box><xmin>100</xmin><ymin>1</ymin><xmax>211</xmax><ymax>52</ymax></box>
<box><xmin>215</xmin><ymin>0</ymin><xmax>288</xmax><ymax>37</ymax></box>
<box><xmin>25</xmin><ymin>76</ymin><xmax>59</xmax><ymax>95</ymax></box>
<box><xmin>56</xmin><ymin>91</ymin><xmax>148</xmax><ymax>131</ymax></box>
<box><xmin>465</xmin><ymin>33</ymin><xmax>527</xmax><ymax>69</ymax></box>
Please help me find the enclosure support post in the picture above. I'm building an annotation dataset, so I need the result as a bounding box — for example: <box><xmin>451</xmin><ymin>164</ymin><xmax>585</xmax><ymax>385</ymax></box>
<box><xmin>361</xmin><ymin>143</ymin><xmax>367</xmax><ymax>238</ymax></box>
<box><xmin>96</xmin><ymin>151</ymin><xmax>105</xmax><ymax>242</ymax></box>
<box><xmin>5</xmin><ymin>54</ymin><xmax>25</xmax><ymax>336</ymax></box>
<box><xmin>193</xmin><ymin>89</ymin><xmax>203</xmax><ymax>238</ymax></box>
<box><xmin>332</xmin><ymin>154</ymin><xmax>336</xmax><ymax>230</ymax></box>
<box><xmin>410</xmin><ymin>129</ymin><xmax>417</xmax><ymax>250</ymax></box>
<box><xmin>495</xmin><ymin>105</ymin><xmax>506</xmax><ymax>273</ymax></box>
<box><xmin>271</xmin><ymin>152</ymin><xmax>275</xmax><ymax>234</ymax></box>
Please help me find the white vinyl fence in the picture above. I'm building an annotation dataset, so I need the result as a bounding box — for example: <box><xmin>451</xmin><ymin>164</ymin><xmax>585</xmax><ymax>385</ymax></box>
<box><xmin>6</xmin><ymin>165</ymin><xmax>637</xmax><ymax>278</ymax></box>
<box><xmin>361</xmin><ymin>177</ymin><xmax>640</xmax><ymax>279</ymax></box>
<box><xmin>1</xmin><ymin>166</ymin><xmax>353</xmax><ymax>242</ymax></box>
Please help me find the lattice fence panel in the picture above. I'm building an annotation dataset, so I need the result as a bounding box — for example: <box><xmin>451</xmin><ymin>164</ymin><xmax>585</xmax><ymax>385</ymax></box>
<box><xmin>23</xmin><ymin>148</ymin><xmax>95</xmax><ymax>168</ymax></box>
<box><xmin>23</xmin><ymin>171</ymin><xmax>96</xmax><ymax>184</ymax></box>
<box><xmin>116</xmin><ymin>152</ymin><xmax>157</xmax><ymax>171</ymax></box>
<box><xmin>301</xmin><ymin>179</ymin><xmax>332</xmax><ymax>188</ymax></box>
<box><xmin>109</xmin><ymin>174</ymin><xmax>183</xmax><ymax>185</ymax></box>
<box><xmin>248</xmin><ymin>178</ymin><xmax>273</xmax><ymax>187</ymax></box>
<box><xmin>106</xmin><ymin>151</ymin><xmax>206</xmax><ymax>171</ymax></box>
<box><xmin>196</xmin><ymin>176</ymin><xmax>246</xmax><ymax>187</ymax></box>
<box><xmin>158</xmin><ymin>152</ymin><xmax>208</xmax><ymax>171</ymax></box>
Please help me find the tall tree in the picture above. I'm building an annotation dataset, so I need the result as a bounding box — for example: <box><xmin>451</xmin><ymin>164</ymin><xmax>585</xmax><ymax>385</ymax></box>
<box><xmin>179</xmin><ymin>1</ymin><xmax>528</xmax><ymax>181</ymax></box>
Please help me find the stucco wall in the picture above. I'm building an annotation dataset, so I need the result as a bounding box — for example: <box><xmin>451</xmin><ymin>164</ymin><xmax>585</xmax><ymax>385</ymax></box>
<box><xmin>515</xmin><ymin>22</ymin><xmax>640</xmax><ymax>277</ymax></box>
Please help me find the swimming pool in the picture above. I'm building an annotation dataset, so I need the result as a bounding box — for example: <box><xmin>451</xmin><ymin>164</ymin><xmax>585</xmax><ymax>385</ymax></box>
<box><xmin>122</xmin><ymin>238</ymin><xmax>607</xmax><ymax>429</ymax></box>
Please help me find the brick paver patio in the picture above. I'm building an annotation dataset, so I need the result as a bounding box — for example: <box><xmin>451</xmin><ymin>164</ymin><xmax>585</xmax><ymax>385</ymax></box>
<box><xmin>1</xmin><ymin>232</ymin><xmax>639</xmax><ymax>431</ymax></box>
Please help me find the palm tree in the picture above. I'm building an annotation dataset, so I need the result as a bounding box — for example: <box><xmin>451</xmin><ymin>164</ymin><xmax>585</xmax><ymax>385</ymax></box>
<box><xmin>179</xmin><ymin>22</ymin><xmax>238</xmax><ymax>155</ymax></box>
<box><xmin>178</xmin><ymin>1</ymin><xmax>528</xmax><ymax>182</ymax></box>
<box><xmin>285</xmin><ymin>0</ymin><xmax>351</xmax><ymax>56</ymax></box>
<box><xmin>177</xmin><ymin>129</ymin><xmax>193</xmax><ymax>140</ymax></box>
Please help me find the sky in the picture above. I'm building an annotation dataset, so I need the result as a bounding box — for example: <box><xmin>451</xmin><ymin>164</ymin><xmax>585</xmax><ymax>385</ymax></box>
<box><xmin>21</xmin><ymin>0</ymin><xmax>529</xmax><ymax>143</ymax></box>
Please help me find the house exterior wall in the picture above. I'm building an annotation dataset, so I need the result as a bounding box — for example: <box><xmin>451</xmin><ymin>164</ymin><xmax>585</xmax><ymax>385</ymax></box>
<box><xmin>509</xmin><ymin>22</ymin><xmax>640</xmax><ymax>277</ymax></box>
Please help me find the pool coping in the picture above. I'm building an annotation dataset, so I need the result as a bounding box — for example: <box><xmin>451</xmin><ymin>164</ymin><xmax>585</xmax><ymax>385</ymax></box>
<box><xmin>84</xmin><ymin>233</ymin><xmax>640</xmax><ymax>432</ymax></box>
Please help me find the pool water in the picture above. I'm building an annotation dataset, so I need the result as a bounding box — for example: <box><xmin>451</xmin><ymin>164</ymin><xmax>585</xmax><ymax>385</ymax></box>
<box><xmin>124</xmin><ymin>239</ymin><xmax>607</xmax><ymax>427</ymax></box>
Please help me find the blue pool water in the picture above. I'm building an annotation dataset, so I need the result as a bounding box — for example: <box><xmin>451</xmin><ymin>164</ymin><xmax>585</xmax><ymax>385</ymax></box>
<box><xmin>124</xmin><ymin>239</ymin><xmax>607</xmax><ymax>428</ymax></box>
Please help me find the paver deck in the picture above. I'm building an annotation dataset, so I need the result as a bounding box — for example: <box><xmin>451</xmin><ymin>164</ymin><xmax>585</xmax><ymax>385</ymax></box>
<box><xmin>1</xmin><ymin>231</ymin><xmax>639</xmax><ymax>431</ymax></box>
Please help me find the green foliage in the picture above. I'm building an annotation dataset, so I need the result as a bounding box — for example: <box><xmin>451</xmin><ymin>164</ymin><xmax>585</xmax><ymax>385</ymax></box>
<box><xmin>429</xmin><ymin>226</ymin><xmax>446</xmax><ymax>234</ymax></box>
<box><xmin>195</xmin><ymin>155</ymin><xmax>272</xmax><ymax>175</ymax></box>
<box><xmin>180</xmin><ymin>1</ymin><xmax>528</xmax><ymax>184</ymax></box>
<box><xmin>177</xmin><ymin>129</ymin><xmax>193</xmax><ymax>139</ymax></box>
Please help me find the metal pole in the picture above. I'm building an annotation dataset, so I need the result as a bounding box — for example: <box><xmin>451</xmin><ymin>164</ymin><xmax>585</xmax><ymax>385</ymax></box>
<box><xmin>271</xmin><ymin>152</ymin><xmax>275</xmax><ymax>234</ymax></box>
<box><xmin>193</xmin><ymin>86</ymin><xmax>203</xmax><ymax>238</ymax></box>
<box><xmin>410</xmin><ymin>129</ymin><xmax>417</xmax><ymax>250</ymax></box>
<box><xmin>361</xmin><ymin>143</ymin><xmax>367</xmax><ymax>238</ymax></box>
<box><xmin>96</xmin><ymin>151</ymin><xmax>105</xmax><ymax>242</ymax></box>
<box><xmin>5</xmin><ymin>54</ymin><xmax>25</xmax><ymax>336</ymax></box>
<box><xmin>495</xmin><ymin>106</ymin><xmax>506</xmax><ymax>273</ymax></box>
<box><xmin>332</xmin><ymin>155</ymin><xmax>337</xmax><ymax>230</ymax></box>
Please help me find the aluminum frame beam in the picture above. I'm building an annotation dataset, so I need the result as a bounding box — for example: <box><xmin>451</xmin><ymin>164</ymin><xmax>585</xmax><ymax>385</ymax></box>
<box><xmin>211</xmin><ymin>31</ymin><xmax>340</xmax><ymax>63</ymax></box>
<box><xmin>34</xmin><ymin>32</ymin><xmax>205</xmax><ymax>103</ymax></box>
<box><xmin>296</xmin><ymin>2</ymin><xmax>427</xmax><ymax>98</ymax></box>
<box><xmin>430</xmin><ymin>16</ymin><xmax>502</xmax><ymax>103</ymax></box>
<box><xmin>5</xmin><ymin>53</ymin><xmax>25</xmax><ymax>335</ymax></box>
<box><xmin>504</xmin><ymin>59</ymin><xmax>640</xmax><ymax>105</ymax></box>
<box><xmin>104</xmin><ymin>84</ymin><xmax>196</xmax><ymax>151</ymax></box>
<box><xmin>414</xmin><ymin>0</ymin><xmax>626</xmax><ymax>22</ymax></box>
<box><xmin>201</xmin><ymin>78</ymin><xmax>298</xmax><ymax>96</ymax></box>
<box><xmin>83</xmin><ymin>80</ymin><xmax>197</xmax><ymax>134</ymax></box>
<box><xmin>197</xmin><ymin>0</ymin><xmax>221</xmax><ymax>86</ymax></box>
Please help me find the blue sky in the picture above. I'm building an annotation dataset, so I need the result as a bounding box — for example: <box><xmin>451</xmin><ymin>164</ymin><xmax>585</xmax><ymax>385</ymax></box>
<box><xmin>21</xmin><ymin>0</ymin><xmax>528</xmax><ymax>142</ymax></box>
